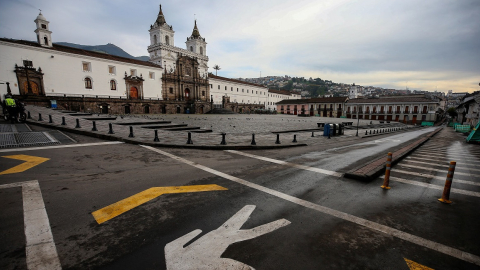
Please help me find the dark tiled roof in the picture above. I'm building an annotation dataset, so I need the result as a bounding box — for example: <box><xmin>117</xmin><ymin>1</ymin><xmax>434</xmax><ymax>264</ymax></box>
<box><xmin>276</xmin><ymin>97</ymin><xmax>348</xmax><ymax>105</ymax></box>
<box><xmin>0</xmin><ymin>38</ymin><xmax>162</xmax><ymax>68</ymax></box>
<box><xmin>209</xmin><ymin>74</ymin><xmax>267</xmax><ymax>88</ymax></box>
<box><xmin>347</xmin><ymin>96</ymin><xmax>438</xmax><ymax>103</ymax></box>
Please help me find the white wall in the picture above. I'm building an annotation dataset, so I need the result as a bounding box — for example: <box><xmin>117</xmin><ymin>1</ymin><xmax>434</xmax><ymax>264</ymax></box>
<box><xmin>0</xmin><ymin>41</ymin><xmax>163</xmax><ymax>99</ymax></box>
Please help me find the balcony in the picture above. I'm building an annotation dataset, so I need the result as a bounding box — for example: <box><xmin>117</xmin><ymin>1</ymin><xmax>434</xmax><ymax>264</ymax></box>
<box><xmin>395</xmin><ymin>111</ymin><xmax>401</xmax><ymax>114</ymax></box>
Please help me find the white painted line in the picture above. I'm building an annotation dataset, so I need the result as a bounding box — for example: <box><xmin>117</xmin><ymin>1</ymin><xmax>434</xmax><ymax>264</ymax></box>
<box><xmin>389</xmin><ymin>176</ymin><xmax>480</xmax><ymax>197</ymax></box>
<box><xmin>141</xmin><ymin>145</ymin><xmax>480</xmax><ymax>266</ymax></box>
<box><xmin>391</xmin><ymin>168</ymin><xmax>480</xmax><ymax>187</ymax></box>
<box><xmin>416</xmin><ymin>150</ymin><xmax>480</xmax><ymax>159</ymax></box>
<box><xmin>397</xmin><ymin>164</ymin><xmax>475</xmax><ymax>177</ymax></box>
<box><xmin>407</xmin><ymin>156</ymin><xmax>479</xmax><ymax>167</ymax></box>
<box><xmin>0</xmin><ymin>180</ymin><xmax>62</xmax><ymax>270</ymax></box>
<box><xmin>0</xmin><ymin>141</ymin><xmax>124</xmax><ymax>153</ymax></box>
<box><xmin>418</xmin><ymin>147</ymin><xmax>480</xmax><ymax>154</ymax></box>
<box><xmin>403</xmin><ymin>159</ymin><xmax>480</xmax><ymax>172</ymax></box>
<box><xmin>225</xmin><ymin>150</ymin><xmax>344</xmax><ymax>177</ymax></box>
<box><xmin>42</xmin><ymin>132</ymin><xmax>59</xmax><ymax>143</ymax></box>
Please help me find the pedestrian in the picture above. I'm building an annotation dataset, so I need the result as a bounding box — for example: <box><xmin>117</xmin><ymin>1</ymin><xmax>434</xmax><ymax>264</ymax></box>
<box><xmin>4</xmin><ymin>94</ymin><xmax>17</xmax><ymax>123</ymax></box>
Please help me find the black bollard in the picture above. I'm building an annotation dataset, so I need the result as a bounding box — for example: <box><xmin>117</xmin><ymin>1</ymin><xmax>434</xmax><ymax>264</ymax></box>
<box><xmin>27</xmin><ymin>111</ymin><xmax>31</xmax><ymax>119</ymax></box>
<box><xmin>251</xmin><ymin>134</ymin><xmax>256</xmax><ymax>145</ymax></box>
<box><xmin>75</xmin><ymin>119</ymin><xmax>81</xmax><ymax>128</ymax></box>
<box><xmin>49</xmin><ymin>115</ymin><xmax>53</xmax><ymax>123</ymax></box>
<box><xmin>370</xmin><ymin>130</ymin><xmax>372</xmax><ymax>134</ymax></box>
<box><xmin>292</xmin><ymin>135</ymin><xmax>297</xmax><ymax>143</ymax></box>
<box><xmin>154</xmin><ymin>130</ymin><xmax>160</xmax><ymax>142</ymax></box>
<box><xmin>38</xmin><ymin>113</ymin><xmax>43</xmax><ymax>121</ymax></box>
<box><xmin>328</xmin><ymin>131</ymin><xmax>331</xmax><ymax>139</ymax></box>
<box><xmin>275</xmin><ymin>134</ymin><xmax>281</xmax><ymax>144</ymax></box>
<box><xmin>61</xmin><ymin>116</ymin><xmax>66</xmax><ymax>125</ymax></box>
<box><xmin>92</xmin><ymin>121</ymin><xmax>98</xmax><ymax>131</ymax></box>
<box><xmin>221</xmin><ymin>133</ymin><xmax>226</xmax><ymax>145</ymax></box>
<box><xmin>128</xmin><ymin>126</ymin><xmax>134</xmax><ymax>138</ymax></box>
<box><xmin>365</xmin><ymin>130</ymin><xmax>368</xmax><ymax>135</ymax></box>
<box><xmin>108</xmin><ymin>123</ymin><xmax>114</xmax><ymax>134</ymax></box>
<box><xmin>186</xmin><ymin>132</ymin><xmax>193</xmax><ymax>144</ymax></box>
<box><xmin>311</xmin><ymin>131</ymin><xmax>315</xmax><ymax>137</ymax></box>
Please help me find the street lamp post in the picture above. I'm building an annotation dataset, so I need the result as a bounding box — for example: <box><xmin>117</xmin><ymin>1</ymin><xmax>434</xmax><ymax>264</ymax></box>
<box><xmin>356</xmin><ymin>106</ymin><xmax>360</xmax><ymax>136</ymax></box>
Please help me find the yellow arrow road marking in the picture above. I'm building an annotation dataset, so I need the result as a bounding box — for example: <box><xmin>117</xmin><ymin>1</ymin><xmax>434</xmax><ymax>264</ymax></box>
<box><xmin>0</xmin><ymin>155</ymin><xmax>50</xmax><ymax>175</ymax></box>
<box><xmin>92</xmin><ymin>184</ymin><xmax>228</xmax><ymax>224</ymax></box>
<box><xmin>404</xmin><ymin>258</ymin><xmax>434</xmax><ymax>270</ymax></box>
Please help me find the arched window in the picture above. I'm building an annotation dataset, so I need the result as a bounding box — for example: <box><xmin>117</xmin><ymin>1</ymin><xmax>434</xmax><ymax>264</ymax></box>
<box><xmin>84</xmin><ymin>77</ymin><xmax>92</xmax><ymax>89</ymax></box>
<box><xmin>190</xmin><ymin>46</ymin><xmax>193</xmax><ymax>52</ymax></box>
<box><xmin>110</xmin><ymin>80</ymin><xmax>116</xmax><ymax>90</ymax></box>
<box><xmin>200</xmin><ymin>47</ymin><xmax>203</xmax><ymax>55</ymax></box>
<box><xmin>44</xmin><ymin>36</ymin><xmax>48</xmax><ymax>46</ymax></box>
<box><xmin>165</xmin><ymin>35</ymin><xmax>169</xmax><ymax>45</ymax></box>
<box><xmin>154</xmin><ymin>35</ymin><xmax>157</xmax><ymax>44</ymax></box>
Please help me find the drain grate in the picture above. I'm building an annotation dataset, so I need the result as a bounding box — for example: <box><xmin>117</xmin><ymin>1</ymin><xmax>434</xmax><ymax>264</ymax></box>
<box><xmin>16</xmin><ymin>132</ymin><xmax>60</xmax><ymax>147</ymax></box>
<box><xmin>0</xmin><ymin>124</ymin><xmax>13</xmax><ymax>133</ymax></box>
<box><xmin>0</xmin><ymin>133</ymin><xmax>17</xmax><ymax>148</ymax></box>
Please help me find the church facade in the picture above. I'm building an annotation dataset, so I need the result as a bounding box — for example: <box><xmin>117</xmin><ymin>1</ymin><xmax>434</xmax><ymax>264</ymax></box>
<box><xmin>0</xmin><ymin>5</ymin><xmax>296</xmax><ymax>114</ymax></box>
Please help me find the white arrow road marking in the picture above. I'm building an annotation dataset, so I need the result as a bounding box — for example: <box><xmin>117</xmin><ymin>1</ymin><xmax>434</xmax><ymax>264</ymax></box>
<box><xmin>165</xmin><ymin>205</ymin><xmax>290</xmax><ymax>270</ymax></box>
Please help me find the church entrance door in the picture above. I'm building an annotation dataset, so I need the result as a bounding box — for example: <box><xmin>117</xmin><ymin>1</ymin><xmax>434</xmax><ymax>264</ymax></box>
<box><xmin>24</xmin><ymin>81</ymin><xmax>39</xmax><ymax>95</ymax></box>
<box><xmin>185</xmin><ymin>88</ymin><xmax>190</xmax><ymax>100</ymax></box>
<box><xmin>102</xmin><ymin>106</ymin><xmax>108</xmax><ymax>114</ymax></box>
<box><xmin>130</xmin><ymin>87</ymin><xmax>138</xmax><ymax>99</ymax></box>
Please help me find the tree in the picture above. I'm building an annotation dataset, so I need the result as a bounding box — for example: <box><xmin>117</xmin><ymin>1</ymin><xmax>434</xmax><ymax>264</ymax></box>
<box><xmin>213</xmin><ymin>65</ymin><xmax>221</xmax><ymax>76</ymax></box>
<box><xmin>447</xmin><ymin>107</ymin><xmax>457</xmax><ymax>118</ymax></box>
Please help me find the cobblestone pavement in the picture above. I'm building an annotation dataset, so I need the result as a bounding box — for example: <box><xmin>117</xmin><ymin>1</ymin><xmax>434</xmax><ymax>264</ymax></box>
<box><xmin>24</xmin><ymin>106</ymin><xmax>409</xmax><ymax>148</ymax></box>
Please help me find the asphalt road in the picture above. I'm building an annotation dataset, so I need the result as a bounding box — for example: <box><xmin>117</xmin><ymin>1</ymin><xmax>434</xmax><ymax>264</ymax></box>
<box><xmin>1</xmin><ymin>125</ymin><xmax>479</xmax><ymax>270</ymax></box>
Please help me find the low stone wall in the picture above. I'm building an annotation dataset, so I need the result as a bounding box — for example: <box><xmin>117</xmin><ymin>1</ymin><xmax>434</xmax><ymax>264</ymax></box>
<box><xmin>13</xmin><ymin>95</ymin><xmax>212</xmax><ymax>115</ymax></box>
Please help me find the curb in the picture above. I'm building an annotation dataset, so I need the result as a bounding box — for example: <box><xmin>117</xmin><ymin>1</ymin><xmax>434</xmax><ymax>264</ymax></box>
<box><xmin>344</xmin><ymin>127</ymin><xmax>443</xmax><ymax>181</ymax></box>
<box><xmin>25</xmin><ymin>120</ymin><xmax>308</xmax><ymax>150</ymax></box>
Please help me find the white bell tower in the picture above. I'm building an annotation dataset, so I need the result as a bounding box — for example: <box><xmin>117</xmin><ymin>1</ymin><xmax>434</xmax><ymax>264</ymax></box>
<box><xmin>185</xmin><ymin>20</ymin><xmax>207</xmax><ymax>56</ymax></box>
<box><xmin>148</xmin><ymin>5</ymin><xmax>175</xmax><ymax>66</ymax></box>
<box><xmin>34</xmin><ymin>11</ymin><xmax>52</xmax><ymax>48</ymax></box>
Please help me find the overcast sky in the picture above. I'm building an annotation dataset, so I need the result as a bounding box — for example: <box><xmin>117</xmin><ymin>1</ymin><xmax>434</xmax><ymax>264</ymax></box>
<box><xmin>1</xmin><ymin>0</ymin><xmax>479</xmax><ymax>93</ymax></box>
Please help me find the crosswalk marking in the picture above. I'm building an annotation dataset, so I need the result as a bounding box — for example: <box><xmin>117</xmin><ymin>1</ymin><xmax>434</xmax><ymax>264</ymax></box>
<box><xmin>403</xmin><ymin>159</ymin><xmax>480</xmax><ymax>172</ymax></box>
<box><xmin>416</xmin><ymin>150</ymin><xmax>480</xmax><ymax>159</ymax></box>
<box><xmin>407</xmin><ymin>156</ymin><xmax>479</xmax><ymax>167</ymax></box>
<box><xmin>388</xmin><ymin>176</ymin><xmax>480</xmax><ymax>198</ymax></box>
<box><xmin>391</xmin><ymin>169</ymin><xmax>480</xmax><ymax>186</ymax></box>
<box><xmin>397</xmin><ymin>164</ymin><xmax>475</xmax><ymax>177</ymax></box>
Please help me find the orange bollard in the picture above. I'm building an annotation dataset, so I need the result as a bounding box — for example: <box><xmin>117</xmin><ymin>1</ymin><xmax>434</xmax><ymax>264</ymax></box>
<box><xmin>381</xmin><ymin>152</ymin><xmax>393</xmax><ymax>189</ymax></box>
<box><xmin>438</xmin><ymin>161</ymin><xmax>456</xmax><ymax>204</ymax></box>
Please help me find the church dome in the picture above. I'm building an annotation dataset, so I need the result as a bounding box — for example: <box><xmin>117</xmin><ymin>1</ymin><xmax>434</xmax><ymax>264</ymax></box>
<box><xmin>36</xmin><ymin>12</ymin><xmax>47</xmax><ymax>21</ymax></box>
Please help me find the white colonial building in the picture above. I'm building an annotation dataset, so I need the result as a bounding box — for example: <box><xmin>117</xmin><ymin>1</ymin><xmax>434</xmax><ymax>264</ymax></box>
<box><xmin>0</xmin><ymin>6</ymin><xmax>298</xmax><ymax>114</ymax></box>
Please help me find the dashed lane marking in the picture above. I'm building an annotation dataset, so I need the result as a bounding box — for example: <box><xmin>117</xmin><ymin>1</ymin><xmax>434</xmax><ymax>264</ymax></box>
<box><xmin>391</xmin><ymin>168</ymin><xmax>480</xmax><ymax>186</ymax></box>
<box><xmin>407</xmin><ymin>156</ymin><xmax>479</xmax><ymax>167</ymax></box>
<box><xmin>225</xmin><ymin>150</ymin><xmax>344</xmax><ymax>177</ymax></box>
<box><xmin>403</xmin><ymin>159</ymin><xmax>480</xmax><ymax>173</ymax></box>
<box><xmin>388</xmin><ymin>176</ymin><xmax>480</xmax><ymax>198</ymax></box>
<box><xmin>0</xmin><ymin>181</ymin><xmax>61</xmax><ymax>269</ymax></box>
<box><xmin>0</xmin><ymin>141</ymin><xmax>124</xmax><ymax>153</ymax></box>
<box><xmin>92</xmin><ymin>184</ymin><xmax>228</xmax><ymax>224</ymax></box>
<box><xmin>0</xmin><ymin>155</ymin><xmax>50</xmax><ymax>175</ymax></box>
<box><xmin>141</xmin><ymin>145</ymin><xmax>480</xmax><ymax>266</ymax></box>
<box><xmin>398</xmin><ymin>164</ymin><xmax>476</xmax><ymax>177</ymax></box>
